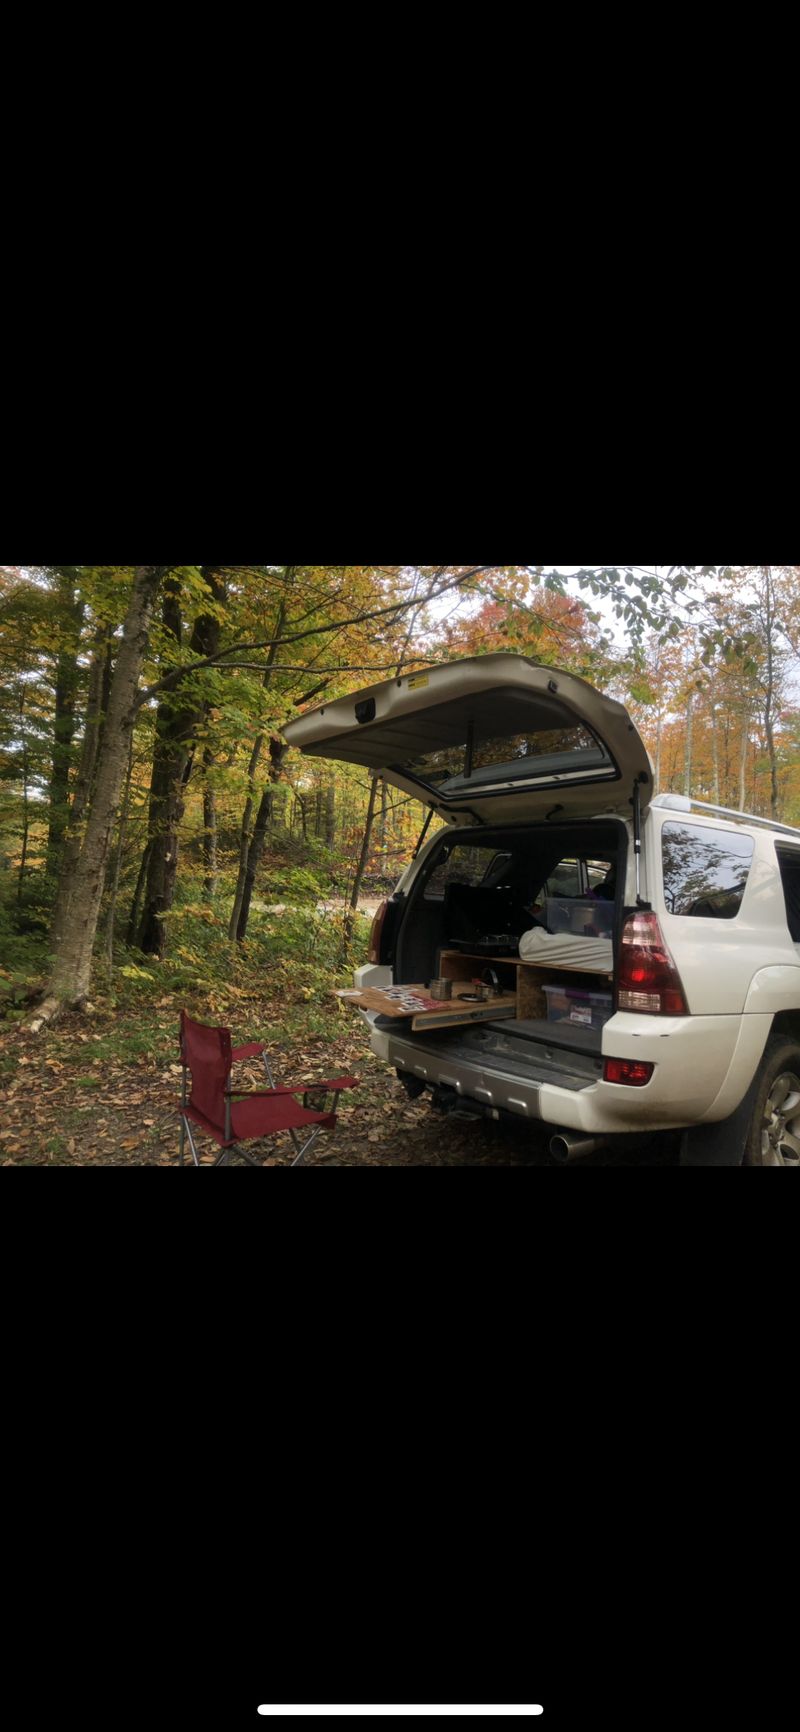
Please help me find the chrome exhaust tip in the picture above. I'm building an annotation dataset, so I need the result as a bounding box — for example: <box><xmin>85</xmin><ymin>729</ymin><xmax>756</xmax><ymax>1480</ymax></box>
<box><xmin>550</xmin><ymin>1131</ymin><xmax>602</xmax><ymax>1163</ymax></box>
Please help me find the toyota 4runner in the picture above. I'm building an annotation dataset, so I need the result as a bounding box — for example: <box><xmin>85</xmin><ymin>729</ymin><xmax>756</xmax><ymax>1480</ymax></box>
<box><xmin>284</xmin><ymin>654</ymin><xmax>800</xmax><ymax>1166</ymax></box>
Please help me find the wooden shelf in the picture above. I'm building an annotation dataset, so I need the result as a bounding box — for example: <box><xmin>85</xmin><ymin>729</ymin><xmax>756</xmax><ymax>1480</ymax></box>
<box><xmin>438</xmin><ymin>950</ymin><xmax>613</xmax><ymax>1024</ymax></box>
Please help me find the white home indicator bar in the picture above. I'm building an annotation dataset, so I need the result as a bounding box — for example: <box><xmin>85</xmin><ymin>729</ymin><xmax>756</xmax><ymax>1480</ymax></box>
<box><xmin>258</xmin><ymin>1711</ymin><xmax>544</xmax><ymax>1718</ymax></box>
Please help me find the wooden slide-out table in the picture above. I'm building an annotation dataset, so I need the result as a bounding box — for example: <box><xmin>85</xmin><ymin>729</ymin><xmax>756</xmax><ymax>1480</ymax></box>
<box><xmin>347</xmin><ymin>983</ymin><xmax>518</xmax><ymax>1033</ymax></box>
<box><xmin>342</xmin><ymin>948</ymin><xmax>612</xmax><ymax>1034</ymax></box>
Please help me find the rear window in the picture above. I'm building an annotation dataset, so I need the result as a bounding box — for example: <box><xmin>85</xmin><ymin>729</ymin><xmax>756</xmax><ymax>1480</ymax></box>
<box><xmin>399</xmin><ymin>724</ymin><xmax>612</xmax><ymax>799</ymax></box>
<box><xmin>662</xmin><ymin>822</ymin><xmax>755</xmax><ymax>920</ymax></box>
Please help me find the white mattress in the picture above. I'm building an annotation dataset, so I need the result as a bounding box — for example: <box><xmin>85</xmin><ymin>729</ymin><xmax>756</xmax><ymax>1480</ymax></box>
<box><xmin>519</xmin><ymin>927</ymin><xmax>613</xmax><ymax>972</ymax></box>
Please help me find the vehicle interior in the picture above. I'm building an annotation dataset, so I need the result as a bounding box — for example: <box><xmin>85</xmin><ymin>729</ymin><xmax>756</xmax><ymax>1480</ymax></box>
<box><xmin>395</xmin><ymin>823</ymin><xmax>625</xmax><ymax>983</ymax></box>
<box><xmin>383</xmin><ymin>822</ymin><xmax>626</xmax><ymax>1075</ymax></box>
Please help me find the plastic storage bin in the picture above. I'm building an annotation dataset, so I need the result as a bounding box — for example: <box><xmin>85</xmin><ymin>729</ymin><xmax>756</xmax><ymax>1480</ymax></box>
<box><xmin>545</xmin><ymin>897</ymin><xmax>615</xmax><ymax>939</ymax></box>
<box><xmin>543</xmin><ymin>984</ymin><xmax>614</xmax><ymax>1031</ymax></box>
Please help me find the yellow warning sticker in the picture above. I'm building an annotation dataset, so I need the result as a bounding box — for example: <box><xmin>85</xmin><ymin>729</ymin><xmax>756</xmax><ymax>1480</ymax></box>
<box><xmin>407</xmin><ymin>673</ymin><xmax>430</xmax><ymax>691</ymax></box>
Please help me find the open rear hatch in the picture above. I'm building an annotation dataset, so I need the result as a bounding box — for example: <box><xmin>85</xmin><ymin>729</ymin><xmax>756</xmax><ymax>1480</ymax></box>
<box><xmin>283</xmin><ymin>653</ymin><xmax>653</xmax><ymax>826</ymax></box>
<box><xmin>285</xmin><ymin>660</ymin><xmax>645</xmax><ymax>1117</ymax></box>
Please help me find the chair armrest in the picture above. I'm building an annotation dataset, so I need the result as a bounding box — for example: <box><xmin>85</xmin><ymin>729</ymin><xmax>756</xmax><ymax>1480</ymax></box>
<box><xmin>273</xmin><ymin>1077</ymin><xmax>360</xmax><ymax>1096</ymax></box>
<box><xmin>231</xmin><ymin>1043</ymin><xmax>267</xmax><ymax>1062</ymax></box>
<box><xmin>280</xmin><ymin>1076</ymin><xmax>360</xmax><ymax>1091</ymax></box>
<box><xmin>310</xmin><ymin>1076</ymin><xmax>360</xmax><ymax>1092</ymax></box>
<box><xmin>226</xmin><ymin>1079</ymin><xmax>360</xmax><ymax>1101</ymax></box>
<box><xmin>225</xmin><ymin>1088</ymin><xmax>294</xmax><ymax>1099</ymax></box>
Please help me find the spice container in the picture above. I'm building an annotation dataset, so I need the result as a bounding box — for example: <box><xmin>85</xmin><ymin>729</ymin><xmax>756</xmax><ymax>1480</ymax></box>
<box><xmin>428</xmin><ymin>978</ymin><xmax>453</xmax><ymax>1001</ymax></box>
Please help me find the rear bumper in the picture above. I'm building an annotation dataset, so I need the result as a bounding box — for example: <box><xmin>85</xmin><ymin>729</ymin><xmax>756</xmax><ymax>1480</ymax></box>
<box><xmin>372</xmin><ymin>1012</ymin><xmax>758</xmax><ymax>1135</ymax></box>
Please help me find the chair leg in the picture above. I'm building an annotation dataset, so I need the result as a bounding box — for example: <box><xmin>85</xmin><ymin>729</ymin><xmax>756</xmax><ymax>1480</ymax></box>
<box><xmin>179</xmin><ymin>1118</ymin><xmax>186</xmax><ymax>1166</ymax></box>
<box><xmin>233</xmin><ymin>1144</ymin><xmax>261</xmax><ymax>1168</ymax></box>
<box><xmin>214</xmin><ymin>1144</ymin><xmax>261</xmax><ymax>1168</ymax></box>
<box><xmin>182</xmin><ymin>1116</ymin><xmax>201</xmax><ymax>1167</ymax></box>
<box><xmin>291</xmin><ymin>1126</ymin><xmax>324</xmax><ymax>1168</ymax></box>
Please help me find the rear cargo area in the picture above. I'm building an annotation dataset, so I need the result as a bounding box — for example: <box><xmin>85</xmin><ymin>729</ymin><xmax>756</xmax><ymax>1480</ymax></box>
<box><xmin>388</xmin><ymin>822</ymin><xmax>626</xmax><ymax>1095</ymax></box>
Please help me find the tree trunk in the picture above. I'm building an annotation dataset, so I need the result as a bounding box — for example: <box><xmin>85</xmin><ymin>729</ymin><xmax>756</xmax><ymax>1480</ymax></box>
<box><xmin>764</xmin><ymin>677</ymin><xmax>780</xmax><ymax>820</ymax></box>
<box><xmin>710</xmin><ymin>703</ymin><xmax>721</xmax><ymax>806</ymax></box>
<box><xmin>721</xmin><ymin>709</ymin><xmax>732</xmax><ymax>806</ymax></box>
<box><xmin>31</xmin><ymin>566</ymin><xmax>163</xmax><ymax>1025</ymax></box>
<box><xmin>46</xmin><ymin>578</ymin><xmax>85</xmax><ymax>877</ymax></box>
<box><xmin>346</xmin><ymin>777</ymin><xmax>379</xmax><ymax>941</ymax></box>
<box><xmin>739</xmin><ymin>711</ymin><xmax>749</xmax><ymax>811</ymax></box>
<box><xmin>379</xmin><ymin>779</ymin><xmax>388</xmax><ymax>864</ymax></box>
<box><xmin>136</xmin><ymin>568</ymin><xmax>224</xmax><ymax>956</ymax></box>
<box><xmin>766</xmin><ymin>719</ymin><xmax>780</xmax><ymax>819</ymax></box>
<box><xmin>17</xmin><ymin>691</ymin><xmax>29</xmax><ymax>905</ymax></box>
<box><xmin>392</xmin><ymin>789</ymin><xmax>404</xmax><ymax>839</ymax></box>
<box><xmin>127</xmin><ymin>840</ymin><xmax>152</xmax><ymax>946</ymax></box>
<box><xmin>236</xmin><ymin>739</ymin><xmax>289</xmax><ymax>942</ymax></box>
<box><xmin>325</xmin><ymin>780</ymin><xmax>336</xmax><ymax>848</ymax></box>
<box><xmin>104</xmin><ymin>735</ymin><xmax>135</xmax><ymax>975</ymax></box>
<box><xmin>202</xmin><ymin>750</ymin><xmax>218</xmax><ymax>904</ymax></box>
<box><xmin>757</xmin><ymin>565</ymin><xmax>781</xmax><ymax>820</ymax></box>
<box><xmin>684</xmin><ymin>692</ymin><xmax>694</xmax><ymax>798</ymax></box>
<box><xmin>51</xmin><ymin>626</ymin><xmax>112</xmax><ymax>951</ymax></box>
<box><xmin>228</xmin><ymin>730</ymin><xmax>269</xmax><ymax>940</ymax></box>
<box><xmin>228</xmin><ymin>589</ymin><xmax>290</xmax><ymax>940</ymax></box>
<box><xmin>134</xmin><ymin>579</ymin><xmax>183</xmax><ymax>954</ymax></box>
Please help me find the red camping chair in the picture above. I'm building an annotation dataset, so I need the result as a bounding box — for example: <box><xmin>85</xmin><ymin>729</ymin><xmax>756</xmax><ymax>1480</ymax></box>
<box><xmin>178</xmin><ymin>1011</ymin><xmax>359</xmax><ymax>1168</ymax></box>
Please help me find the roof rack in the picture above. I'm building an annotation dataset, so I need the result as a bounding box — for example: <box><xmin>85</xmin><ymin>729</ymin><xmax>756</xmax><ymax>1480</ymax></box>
<box><xmin>651</xmin><ymin>793</ymin><xmax>800</xmax><ymax>841</ymax></box>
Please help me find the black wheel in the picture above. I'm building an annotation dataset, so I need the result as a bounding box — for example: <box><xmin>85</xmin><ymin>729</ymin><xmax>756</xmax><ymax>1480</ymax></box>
<box><xmin>744</xmin><ymin>1040</ymin><xmax>800</xmax><ymax>1167</ymax></box>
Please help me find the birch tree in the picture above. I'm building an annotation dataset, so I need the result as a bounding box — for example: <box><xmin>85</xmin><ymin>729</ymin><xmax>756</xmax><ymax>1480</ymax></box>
<box><xmin>30</xmin><ymin>566</ymin><xmax>164</xmax><ymax>1025</ymax></box>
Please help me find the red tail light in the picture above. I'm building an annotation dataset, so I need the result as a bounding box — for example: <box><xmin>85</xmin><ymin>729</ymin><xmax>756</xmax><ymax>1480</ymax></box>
<box><xmin>368</xmin><ymin>899</ymin><xmax>389</xmax><ymax>965</ymax></box>
<box><xmin>604</xmin><ymin>1058</ymin><xmax>655</xmax><ymax>1087</ymax></box>
<box><xmin>617</xmin><ymin>911</ymin><xmax>689</xmax><ymax>1016</ymax></box>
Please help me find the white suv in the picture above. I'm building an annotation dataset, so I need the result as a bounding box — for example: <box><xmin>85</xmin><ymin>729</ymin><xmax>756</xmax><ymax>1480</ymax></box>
<box><xmin>285</xmin><ymin>654</ymin><xmax>800</xmax><ymax>1166</ymax></box>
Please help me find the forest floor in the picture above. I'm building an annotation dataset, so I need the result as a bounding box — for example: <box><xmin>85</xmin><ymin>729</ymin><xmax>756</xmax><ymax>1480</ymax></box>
<box><xmin>0</xmin><ymin>1003</ymin><xmax>678</xmax><ymax>1168</ymax></box>
<box><xmin>0</xmin><ymin>1004</ymin><xmax>540</xmax><ymax>1166</ymax></box>
<box><xmin>0</xmin><ymin>904</ymin><xmax>678</xmax><ymax>1167</ymax></box>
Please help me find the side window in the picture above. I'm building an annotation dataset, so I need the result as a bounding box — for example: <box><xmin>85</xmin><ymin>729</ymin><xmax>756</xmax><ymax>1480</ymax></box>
<box><xmin>537</xmin><ymin>858</ymin><xmax>614</xmax><ymax>900</ymax></box>
<box><xmin>587</xmin><ymin>860</ymin><xmax>613</xmax><ymax>892</ymax></box>
<box><xmin>776</xmin><ymin>848</ymin><xmax>800</xmax><ymax>942</ymax></box>
<box><xmin>541</xmin><ymin>859</ymin><xmax>583</xmax><ymax>899</ymax></box>
<box><xmin>662</xmin><ymin>823</ymin><xmax>755</xmax><ymax>920</ymax></box>
<box><xmin>424</xmin><ymin>845</ymin><xmax>495</xmax><ymax>902</ymax></box>
<box><xmin>481</xmin><ymin>852</ymin><xmax>513</xmax><ymax>888</ymax></box>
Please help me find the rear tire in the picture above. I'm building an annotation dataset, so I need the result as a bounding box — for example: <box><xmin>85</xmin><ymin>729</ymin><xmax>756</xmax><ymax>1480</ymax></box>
<box><xmin>743</xmin><ymin>1040</ymin><xmax>800</xmax><ymax>1167</ymax></box>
